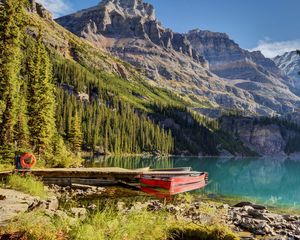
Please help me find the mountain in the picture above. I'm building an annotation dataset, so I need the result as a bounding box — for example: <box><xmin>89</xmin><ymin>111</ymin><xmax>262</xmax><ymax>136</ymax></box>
<box><xmin>2</xmin><ymin>0</ymin><xmax>300</xmax><ymax>159</ymax></box>
<box><xmin>273</xmin><ymin>51</ymin><xmax>300</xmax><ymax>93</ymax></box>
<box><xmin>186</xmin><ymin>29</ymin><xmax>299</xmax><ymax>113</ymax></box>
<box><xmin>186</xmin><ymin>29</ymin><xmax>282</xmax><ymax>79</ymax></box>
<box><xmin>55</xmin><ymin>0</ymin><xmax>297</xmax><ymax>116</ymax></box>
<box><xmin>22</xmin><ymin>0</ymin><xmax>258</xmax><ymax>157</ymax></box>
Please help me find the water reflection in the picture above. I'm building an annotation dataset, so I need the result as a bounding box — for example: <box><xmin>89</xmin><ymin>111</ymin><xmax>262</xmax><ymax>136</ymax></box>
<box><xmin>87</xmin><ymin>156</ymin><xmax>173</xmax><ymax>170</ymax></box>
<box><xmin>88</xmin><ymin>156</ymin><xmax>300</xmax><ymax>207</ymax></box>
<box><xmin>140</xmin><ymin>187</ymin><xmax>172</xmax><ymax>200</ymax></box>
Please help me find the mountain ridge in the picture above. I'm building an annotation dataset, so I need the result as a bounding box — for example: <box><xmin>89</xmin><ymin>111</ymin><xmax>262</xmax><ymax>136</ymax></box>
<box><xmin>186</xmin><ymin>28</ymin><xmax>300</xmax><ymax>113</ymax></box>
<box><xmin>56</xmin><ymin>0</ymin><xmax>300</xmax><ymax>116</ymax></box>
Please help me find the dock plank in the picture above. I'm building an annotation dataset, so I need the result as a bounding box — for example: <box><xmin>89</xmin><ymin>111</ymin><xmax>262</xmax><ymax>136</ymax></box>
<box><xmin>0</xmin><ymin>168</ymin><xmax>198</xmax><ymax>186</ymax></box>
<box><xmin>0</xmin><ymin>171</ymin><xmax>12</xmax><ymax>179</ymax></box>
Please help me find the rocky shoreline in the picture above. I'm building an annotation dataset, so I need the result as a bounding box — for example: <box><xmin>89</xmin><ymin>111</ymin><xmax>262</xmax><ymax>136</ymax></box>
<box><xmin>229</xmin><ymin>202</ymin><xmax>300</xmax><ymax>239</ymax></box>
<box><xmin>1</xmin><ymin>185</ymin><xmax>300</xmax><ymax>240</ymax></box>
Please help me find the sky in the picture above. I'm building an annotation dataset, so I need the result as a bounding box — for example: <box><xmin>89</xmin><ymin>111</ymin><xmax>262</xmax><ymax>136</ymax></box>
<box><xmin>36</xmin><ymin>0</ymin><xmax>300</xmax><ymax>58</ymax></box>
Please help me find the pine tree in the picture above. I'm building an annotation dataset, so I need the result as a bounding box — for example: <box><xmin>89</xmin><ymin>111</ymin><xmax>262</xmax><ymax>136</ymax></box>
<box><xmin>68</xmin><ymin>111</ymin><xmax>83</xmax><ymax>154</ymax></box>
<box><xmin>53</xmin><ymin>57</ymin><xmax>176</xmax><ymax>156</ymax></box>
<box><xmin>0</xmin><ymin>0</ymin><xmax>26</xmax><ymax>162</ymax></box>
<box><xmin>26</xmin><ymin>35</ymin><xmax>56</xmax><ymax>156</ymax></box>
<box><xmin>14</xmin><ymin>81</ymin><xmax>29</xmax><ymax>148</ymax></box>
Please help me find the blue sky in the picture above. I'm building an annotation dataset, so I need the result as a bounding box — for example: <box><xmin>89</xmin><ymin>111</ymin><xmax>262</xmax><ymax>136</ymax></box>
<box><xmin>37</xmin><ymin>0</ymin><xmax>300</xmax><ymax>57</ymax></box>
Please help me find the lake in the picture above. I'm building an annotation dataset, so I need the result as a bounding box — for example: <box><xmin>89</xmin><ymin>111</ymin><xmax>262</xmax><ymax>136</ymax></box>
<box><xmin>87</xmin><ymin>156</ymin><xmax>300</xmax><ymax>208</ymax></box>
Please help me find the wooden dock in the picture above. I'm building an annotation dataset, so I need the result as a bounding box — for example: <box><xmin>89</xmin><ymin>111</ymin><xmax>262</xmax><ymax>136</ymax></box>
<box><xmin>0</xmin><ymin>171</ymin><xmax>12</xmax><ymax>179</ymax></box>
<box><xmin>0</xmin><ymin>168</ymin><xmax>197</xmax><ymax>186</ymax></box>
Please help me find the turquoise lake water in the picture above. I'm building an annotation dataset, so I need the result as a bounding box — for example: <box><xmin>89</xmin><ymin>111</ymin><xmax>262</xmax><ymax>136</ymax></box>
<box><xmin>87</xmin><ymin>156</ymin><xmax>300</xmax><ymax>208</ymax></box>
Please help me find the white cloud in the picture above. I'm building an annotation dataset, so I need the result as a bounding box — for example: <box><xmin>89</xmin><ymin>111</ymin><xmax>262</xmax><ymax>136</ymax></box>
<box><xmin>35</xmin><ymin>0</ymin><xmax>71</xmax><ymax>17</ymax></box>
<box><xmin>250</xmin><ymin>39</ymin><xmax>300</xmax><ymax>58</ymax></box>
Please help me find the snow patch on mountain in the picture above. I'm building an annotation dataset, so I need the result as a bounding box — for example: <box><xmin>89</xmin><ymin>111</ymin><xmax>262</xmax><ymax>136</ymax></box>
<box><xmin>274</xmin><ymin>51</ymin><xmax>300</xmax><ymax>90</ymax></box>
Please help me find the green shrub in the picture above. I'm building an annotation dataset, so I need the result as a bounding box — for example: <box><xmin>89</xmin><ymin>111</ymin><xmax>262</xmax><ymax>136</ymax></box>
<box><xmin>44</xmin><ymin>134</ymin><xmax>83</xmax><ymax>168</ymax></box>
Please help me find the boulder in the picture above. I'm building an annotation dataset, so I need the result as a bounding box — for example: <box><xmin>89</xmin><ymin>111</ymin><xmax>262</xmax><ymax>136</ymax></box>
<box><xmin>28</xmin><ymin>196</ymin><xmax>59</xmax><ymax>212</ymax></box>
<box><xmin>233</xmin><ymin>201</ymin><xmax>266</xmax><ymax>210</ymax></box>
<box><xmin>70</xmin><ymin>207</ymin><xmax>87</xmax><ymax>220</ymax></box>
<box><xmin>87</xmin><ymin>204</ymin><xmax>97</xmax><ymax>211</ymax></box>
<box><xmin>46</xmin><ymin>196</ymin><xmax>59</xmax><ymax>211</ymax></box>
<box><xmin>247</xmin><ymin>209</ymin><xmax>270</xmax><ymax>221</ymax></box>
<box><xmin>0</xmin><ymin>189</ymin><xmax>37</xmax><ymax>226</ymax></box>
<box><xmin>233</xmin><ymin>202</ymin><xmax>254</xmax><ymax>208</ymax></box>
<box><xmin>282</xmin><ymin>214</ymin><xmax>298</xmax><ymax>222</ymax></box>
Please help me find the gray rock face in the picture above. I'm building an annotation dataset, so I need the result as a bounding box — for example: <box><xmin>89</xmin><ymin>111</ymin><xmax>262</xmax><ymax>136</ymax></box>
<box><xmin>0</xmin><ymin>189</ymin><xmax>37</xmax><ymax>226</ymax></box>
<box><xmin>0</xmin><ymin>188</ymin><xmax>59</xmax><ymax>226</ymax></box>
<box><xmin>28</xmin><ymin>0</ymin><xmax>53</xmax><ymax>21</ymax></box>
<box><xmin>56</xmin><ymin>0</ymin><xmax>300</xmax><ymax>115</ymax></box>
<box><xmin>186</xmin><ymin>29</ymin><xmax>283</xmax><ymax>82</ymax></box>
<box><xmin>220</xmin><ymin>116</ymin><xmax>300</xmax><ymax>156</ymax></box>
<box><xmin>56</xmin><ymin>0</ymin><xmax>204</xmax><ymax>64</ymax></box>
<box><xmin>274</xmin><ymin>51</ymin><xmax>300</xmax><ymax>94</ymax></box>
<box><xmin>186</xmin><ymin>29</ymin><xmax>300</xmax><ymax>113</ymax></box>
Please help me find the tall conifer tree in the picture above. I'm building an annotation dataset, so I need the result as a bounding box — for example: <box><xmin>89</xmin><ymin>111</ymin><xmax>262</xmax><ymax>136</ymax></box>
<box><xmin>14</xmin><ymin>81</ymin><xmax>30</xmax><ymax>148</ymax></box>
<box><xmin>26</xmin><ymin>34</ymin><xmax>56</xmax><ymax>156</ymax></box>
<box><xmin>68</xmin><ymin>111</ymin><xmax>83</xmax><ymax>154</ymax></box>
<box><xmin>0</xmin><ymin>0</ymin><xmax>25</xmax><ymax>162</ymax></box>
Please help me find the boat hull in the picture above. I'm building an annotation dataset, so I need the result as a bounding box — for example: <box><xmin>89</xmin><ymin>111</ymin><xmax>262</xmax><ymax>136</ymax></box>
<box><xmin>140</xmin><ymin>172</ymin><xmax>208</xmax><ymax>195</ymax></box>
<box><xmin>141</xmin><ymin>180</ymin><xmax>206</xmax><ymax>197</ymax></box>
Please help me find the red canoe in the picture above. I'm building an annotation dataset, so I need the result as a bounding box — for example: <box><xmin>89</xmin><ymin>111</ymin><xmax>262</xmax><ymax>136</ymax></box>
<box><xmin>140</xmin><ymin>172</ymin><xmax>208</xmax><ymax>195</ymax></box>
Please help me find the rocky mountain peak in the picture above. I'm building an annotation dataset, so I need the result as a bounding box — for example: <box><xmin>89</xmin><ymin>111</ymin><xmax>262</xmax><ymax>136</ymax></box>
<box><xmin>186</xmin><ymin>29</ymin><xmax>284</xmax><ymax>79</ymax></box>
<box><xmin>99</xmin><ymin>0</ymin><xmax>156</xmax><ymax>21</ymax></box>
<box><xmin>56</xmin><ymin>0</ymin><xmax>206</xmax><ymax>64</ymax></box>
<box><xmin>28</xmin><ymin>0</ymin><xmax>53</xmax><ymax>21</ymax></box>
<box><xmin>274</xmin><ymin>51</ymin><xmax>300</xmax><ymax>93</ymax></box>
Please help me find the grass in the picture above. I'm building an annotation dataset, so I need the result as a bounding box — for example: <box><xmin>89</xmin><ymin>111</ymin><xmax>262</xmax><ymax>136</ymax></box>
<box><xmin>174</xmin><ymin>192</ymin><xmax>195</xmax><ymax>204</ymax></box>
<box><xmin>71</xmin><ymin>208</ymin><xmax>170</xmax><ymax>240</ymax></box>
<box><xmin>72</xmin><ymin>209</ymin><xmax>238</xmax><ymax>240</ymax></box>
<box><xmin>0</xmin><ymin>164</ymin><xmax>14</xmax><ymax>172</ymax></box>
<box><xmin>170</xmin><ymin>224</ymin><xmax>239</xmax><ymax>240</ymax></box>
<box><xmin>70</xmin><ymin>196</ymin><xmax>238</xmax><ymax>240</ymax></box>
<box><xmin>1</xmin><ymin>205</ymin><xmax>239</xmax><ymax>240</ymax></box>
<box><xmin>6</xmin><ymin>174</ymin><xmax>48</xmax><ymax>199</ymax></box>
<box><xmin>0</xmin><ymin>210</ymin><xmax>71</xmax><ymax>240</ymax></box>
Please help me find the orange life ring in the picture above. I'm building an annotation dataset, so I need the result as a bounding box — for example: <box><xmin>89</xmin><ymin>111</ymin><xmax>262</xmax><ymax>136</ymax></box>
<box><xmin>20</xmin><ymin>153</ymin><xmax>36</xmax><ymax>169</ymax></box>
